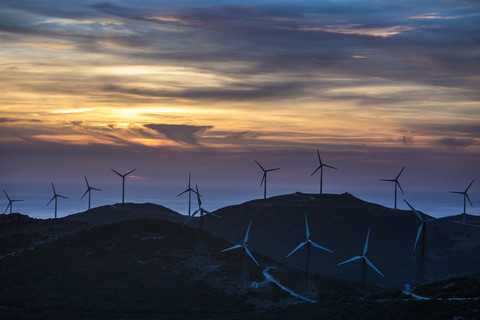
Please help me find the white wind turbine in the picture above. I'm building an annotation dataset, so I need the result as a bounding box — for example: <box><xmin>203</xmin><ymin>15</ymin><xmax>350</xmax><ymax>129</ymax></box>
<box><xmin>47</xmin><ymin>182</ymin><xmax>68</xmax><ymax>219</ymax></box>
<box><xmin>338</xmin><ymin>228</ymin><xmax>384</xmax><ymax>293</ymax></box>
<box><xmin>221</xmin><ymin>219</ymin><xmax>259</xmax><ymax>266</ymax></box>
<box><xmin>3</xmin><ymin>190</ymin><xmax>23</xmax><ymax>214</ymax></box>
<box><xmin>111</xmin><ymin>168</ymin><xmax>136</xmax><ymax>204</ymax></box>
<box><xmin>450</xmin><ymin>180</ymin><xmax>474</xmax><ymax>223</ymax></box>
<box><xmin>255</xmin><ymin>160</ymin><xmax>280</xmax><ymax>199</ymax></box>
<box><xmin>380</xmin><ymin>166</ymin><xmax>405</xmax><ymax>209</ymax></box>
<box><xmin>286</xmin><ymin>214</ymin><xmax>333</xmax><ymax>278</ymax></box>
<box><xmin>183</xmin><ymin>184</ymin><xmax>221</xmax><ymax>229</ymax></box>
<box><xmin>177</xmin><ymin>173</ymin><xmax>198</xmax><ymax>217</ymax></box>
<box><xmin>310</xmin><ymin>150</ymin><xmax>337</xmax><ymax>195</ymax></box>
<box><xmin>81</xmin><ymin>175</ymin><xmax>102</xmax><ymax>210</ymax></box>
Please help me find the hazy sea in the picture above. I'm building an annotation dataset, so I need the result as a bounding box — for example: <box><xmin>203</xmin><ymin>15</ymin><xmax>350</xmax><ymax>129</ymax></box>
<box><xmin>1</xmin><ymin>181</ymin><xmax>478</xmax><ymax>220</ymax></box>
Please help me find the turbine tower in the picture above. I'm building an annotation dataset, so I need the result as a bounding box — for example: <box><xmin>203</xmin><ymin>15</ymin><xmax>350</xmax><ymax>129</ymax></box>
<box><xmin>310</xmin><ymin>150</ymin><xmax>337</xmax><ymax>195</ymax></box>
<box><xmin>286</xmin><ymin>214</ymin><xmax>333</xmax><ymax>279</ymax></box>
<box><xmin>404</xmin><ymin>199</ymin><xmax>437</xmax><ymax>285</ymax></box>
<box><xmin>3</xmin><ymin>190</ymin><xmax>23</xmax><ymax>214</ymax></box>
<box><xmin>81</xmin><ymin>175</ymin><xmax>102</xmax><ymax>210</ymax></box>
<box><xmin>111</xmin><ymin>168</ymin><xmax>136</xmax><ymax>204</ymax></box>
<box><xmin>450</xmin><ymin>180</ymin><xmax>474</xmax><ymax>223</ymax></box>
<box><xmin>47</xmin><ymin>182</ymin><xmax>68</xmax><ymax>219</ymax></box>
<box><xmin>177</xmin><ymin>173</ymin><xmax>198</xmax><ymax>217</ymax></box>
<box><xmin>221</xmin><ymin>219</ymin><xmax>260</xmax><ymax>266</ymax></box>
<box><xmin>380</xmin><ymin>166</ymin><xmax>405</xmax><ymax>209</ymax></box>
<box><xmin>337</xmin><ymin>228</ymin><xmax>384</xmax><ymax>294</ymax></box>
<box><xmin>255</xmin><ymin>160</ymin><xmax>280</xmax><ymax>199</ymax></box>
<box><xmin>183</xmin><ymin>184</ymin><xmax>221</xmax><ymax>229</ymax></box>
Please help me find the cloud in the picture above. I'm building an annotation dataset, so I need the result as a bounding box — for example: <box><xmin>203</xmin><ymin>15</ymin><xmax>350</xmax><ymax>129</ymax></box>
<box><xmin>70</xmin><ymin>120</ymin><xmax>83</xmax><ymax>126</ymax></box>
<box><xmin>228</xmin><ymin>131</ymin><xmax>261</xmax><ymax>140</ymax></box>
<box><xmin>0</xmin><ymin>117</ymin><xmax>42</xmax><ymax>123</ymax></box>
<box><xmin>296</xmin><ymin>24</ymin><xmax>415</xmax><ymax>38</ymax></box>
<box><xmin>408</xmin><ymin>13</ymin><xmax>459</xmax><ymax>20</ymax></box>
<box><xmin>144</xmin><ymin>123</ymin><xmax>213</xmax><ymax>145</ymax></box>
<box><xmin>437</xmin><ymin>137</ymin><xmax>475</xmax><ymax>148</ymax></box>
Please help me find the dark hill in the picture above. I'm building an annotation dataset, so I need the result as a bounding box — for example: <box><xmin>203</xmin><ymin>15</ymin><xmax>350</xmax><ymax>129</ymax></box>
<box><xmin>195</xmin><ymin>192</ymin><xmax>480</xmax><ymax>289</ymax></box>
<box><xmin>64</xmin><ymin>202</ymin><xmax>185</xmax><ymax>225</ymax></box>
<box><xmin>0</xmin><ymin>218</ymin><xmax>363</xmax><ymax>319</ymax></box>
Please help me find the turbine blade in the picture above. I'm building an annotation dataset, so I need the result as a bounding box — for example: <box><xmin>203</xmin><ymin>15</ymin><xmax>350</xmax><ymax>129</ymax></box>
<box><xmin>323</xmin><ymin>164</ymin><xmax>337</xmax><ymax>170</ymax></box>
<box><xmin>177</xmin><ymin>189</ymin><xmax>189</xmax><ymax>197</ymax></box>
<box><xmin>466</xmin><ymin>194</ymin><xmax>473</xmax><ymax>207</ymax></box>
<box><xmin>125</xmin><ymin>169</ymin><xmax>137</xmax><ymax>176</ymax></box>
<box><xmin>221</xmin><ymin>244</ymin><xmax>242</xmax><ymax>252</ymax></box>
<box><xmin>304</xmin><ymin>214</ymin><xmax>310</xmax><ymax>239</ymax></box>
<box><xmin>397</xmin><ymin>181</ymin><xmax>405</xmax><ymax>195</ymax></box>
<box><xmin>396</xmin><ymin>166</ymin><xmax>405</xmax><ymax>179</ymax></box>
<box><xmin>4</xmin><ymin>203</ymin><xmax>11</xmax><ymax>213</ymax></box>
<box><xmin>58</xmin><ymin>195</ymin><xmax>68</xmax><ymax>199</ymax></box>
<box><xmin>205</xmin><ymin>210</ymin><xmax>221</xmax><ymax>218</ymax></box>
<box><xmin>414</xmin><ymin>223</ymin><xmax>424</xmax><ymax>251</ymax></box>
<box><xmin>363</xmin><ymin>228</ymin><xmax>370</xmax><ymax>255</ymax></box>
<box><xmin>255</xmin><ymin>160</ymin><xmax>265</xmax><ymax>172</ymax></box>
<box><xmin>310</xmin><ymin>166</ymin><xmax>321</xmax><ymax>176</ymax></box>
<box><xmin>81</xmin><ymin>189</ymin><xmax>89</xmax><ymax>199</ymax></box>
<box><xmin>51</xmin><ymin>182</ymin><xmax>56</xmax><ymax>194</ymax></box>
<box><xmin>244</xmin><ymin>247</ymin><xmax>260</xmax><ymax>266</ymax></box>
<box><xmin>92</xmin><ymin>188</ymin><xmax>102</xmax><ymax>191</ymax></box>
<box><xmin>195</xmin><ymin>185</ymin><xmax>202</xmax><ymax>207</ymax></box>
<box><xmin>84</xmin><ymin>175</ymin><xmax>90</xmax><ymax>188</ymax></box>
<box><xmin>309</xmin><ymin>240</ymin><xmax>333</xmax><ymax>253</ymax></box>
<box><xmin>364</xmin><ymin>257</ymin><xmax>385</xmax><ymax>277</ymax></box>
<box><xmin>267</xmin><ymin>168</ymin><xmax>280</xmax><ymax>172</ymax></box>
<box><xmin>182</xmin><ymin>215</ymin><xmax>194</xmax><ymax>226</ymax></box>
<box><xmin>316</xmin><ymin>149</ymin><xmax>321</xmax><ymax>163</ymax></box>
<box><xmin>337</xmin><ymin>256</ymin><xmax>362</xmax><ymax>266</ymax></box>
<box><xmin>449</xmin><ymin>191</ymin><xmax>463</xmax><ymax>194</ymax></box>
<box><xmin>244</xmin><ymin>220</ymin><xmax>252</xmax><ymax>245</ymax></box>
<box><xmin>404</xmin><ymin>199</ymin><xmax>423</xmax><ymax>222</ymax></box>
<box><xmin>47</xmin><ymin>195</ymin><xmax>56</xmax><ymax>206</ymax></box>
<box><xmin>286</xmin><ymin>241</ymin><xmax>307</xmax><ymax>258</ymax></box>
<box><xmin>111</xmin><ymin>169</ymin><xmax>122</xmax><ymax>176</ymax></box>
<box><xmin>380</xmin><ymin>179</ymin><xmax>395</xmax><ymax>182</ymax></box>
<box><xmin>465</xmin><ymin>180</ymin><xmax>474</xmax><ymax>192</ymax></box>
<box><xmin>260</xmin><ymin>173</ymin><xmax>266</xmax><ymax>187</ymax></box>
<box><xmin>3</xmin><ymin>190</ymin><xmax>11</xmax><ymax>201</ymax></box>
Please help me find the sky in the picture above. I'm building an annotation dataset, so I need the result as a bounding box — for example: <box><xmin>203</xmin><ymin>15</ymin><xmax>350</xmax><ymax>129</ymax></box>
<box><xmin>1</xmin><ymin>0</ymin><xmax>479</xmax><ymax>218</ymax></box>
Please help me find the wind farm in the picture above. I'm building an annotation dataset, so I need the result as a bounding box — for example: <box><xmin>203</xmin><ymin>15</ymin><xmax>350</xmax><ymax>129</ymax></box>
<box><xmin>0</xmin><ymin>0</ymin><xmax>479</xmax><ymax>317</ymax></box>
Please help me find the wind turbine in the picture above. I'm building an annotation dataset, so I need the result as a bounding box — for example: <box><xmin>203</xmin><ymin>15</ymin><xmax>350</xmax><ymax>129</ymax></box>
<box><xmin>3</xmin><ymin>190</ymin><xmax>23</xmax><ymax>214</ymax></box>
<box><xmin>47</xmin><ymin>182</ymin><xmax>68</xmax><ymax>219</ymax></box>
<box><xmin>183</xmin><ymin>184</ymin><xmax>221</xmax><ymax>229</ymax></box>
<box><xmin>404</xmin><ymin>199</ymin><xmax>437</xmax><ymax>251</ymax></box>
<box><xmin>450</xmin><ymin>180</ymin><xmax>474</xmax><ymax>223</ymax></box>
<box><xmin>310</xmin><ymin>150</ymin><xmax>337</xmax><ymax>195</ymax></box>
<box><xmin>111</xmin><ymin>168</ymin><xmax>136</xmax><ymax>204</ymax></box>
<box><xmin>221</xmin><ymin>219</ymin><xmax>259</xmax><ymax>266</ymax></box>
<box><xmin>81</xmin><ymin>175</ymin><xmax>102</xmax><ymax>210</ymax></box>
<box><xmin>177</xmin><ymin>173</ymin><xmax>198</xmax><ymax>216</ymax></box>
<box><xmin>380</xmin><ymin>166</ymin><xmax>405</xmax><ymax>209</ymax></box>
<box><xmin>286</xmin><ymin>214</ymin><xmax>333</xmax><ymax>278</ymax></box>
<box><xmin>337</xmin><ymin>228</ymin><xmax>384</xmax><ymax>294</ymax></box>
<box><xmin>255</xmin><ymin>160</ymin><xmax>280</xmax><ymax>199</ymax></box>
<box><xmin>404</xmin><ymin>199</ymin><xmax>438</xmax><ymax>286</ymax></box>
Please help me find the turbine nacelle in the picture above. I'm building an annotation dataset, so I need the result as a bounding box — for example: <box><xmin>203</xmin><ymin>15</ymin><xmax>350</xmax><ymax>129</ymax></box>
<box><xmin>286</xmin><ymin>214</ymin><xmax>333</xmax><ymax>258</ymax></box>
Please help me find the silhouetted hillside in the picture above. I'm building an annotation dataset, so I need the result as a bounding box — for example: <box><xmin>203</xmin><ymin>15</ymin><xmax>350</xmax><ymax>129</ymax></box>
<box><xmin>64</xmin><ymin>202</ymin><xmax>185</xmax><ymax>225</ymax></box>
<box><xmin>195</xmin><ymin>192</ymin><xmax>480</xmax><ymax>289</ymax></box>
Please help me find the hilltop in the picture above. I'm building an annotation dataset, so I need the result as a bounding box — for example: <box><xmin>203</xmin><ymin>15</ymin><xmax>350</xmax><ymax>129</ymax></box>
<box><xmin>197</xmin><ymin>192</ymin><xmax>480</xmax><ymax>289</ymax></box>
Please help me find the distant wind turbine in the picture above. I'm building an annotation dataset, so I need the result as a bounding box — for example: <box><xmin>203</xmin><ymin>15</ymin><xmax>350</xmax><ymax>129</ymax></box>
<box><xmin>81</xmin><ymin>175</ymin><xmax>102</xmax><ymax>210</ymax></box>
<box><xmin>111</xmin><ymin>168</ymin><xmax>136</xmax><ymax>204</ymax></box>
<box><xmin>450</xmin><ymin>180</ymin><xmax>474</xmax><ymax>223</ymax></box>
<box><xmin>338</xmin><ymin>228</ymin><xmax>384</xmax><ymax>294</ymax></box>
<box><xmin>286</xmin><ymin>214</ymin><xmax>333</xmax><ymax>278</ymax></box>
<box><xmin>177</xmin><ymin>173</ymin><xmax>198</xmax><ymax>217</ymax></box>
<box><xmin>310</xmin><ymin>150</ymin><xmax>337</xmax><ymax>195</ymax></box>
<box><xmin>3</xmin><ymin>190</ymin><xmax>23</xmax><ymax>214</ymax></box>
<box><xmin>404</xmin><ymin>199</ymin><xmax>438</xmax><ymax>286</ymax></box>
<box><xmin>255</xmin><ymin>160</ymin><xmax>280</xmax><ymax>199</ymax></box>
<box><xmin>404</xmin><ymin>199</ymin><xmax>437</xmax><ymax>251</ymax></box>
<box><xmin>221</xmin><ymin>219</ymin><xmax>260</xmax><ymax>266</ymax></box>
<box><xmin>380</xmin><ymin>166</ymin><xmax>405</xmax><ymax>209</ymax></box>
<box><xmin>183</xmin><ymin>184</ymin><xmax>221</xmax><ymax>229</ymax></box>
<box><xmin>47</xmin><ymin>182</ymin><xmax>68</xmax><ymax>219</ymax></box>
